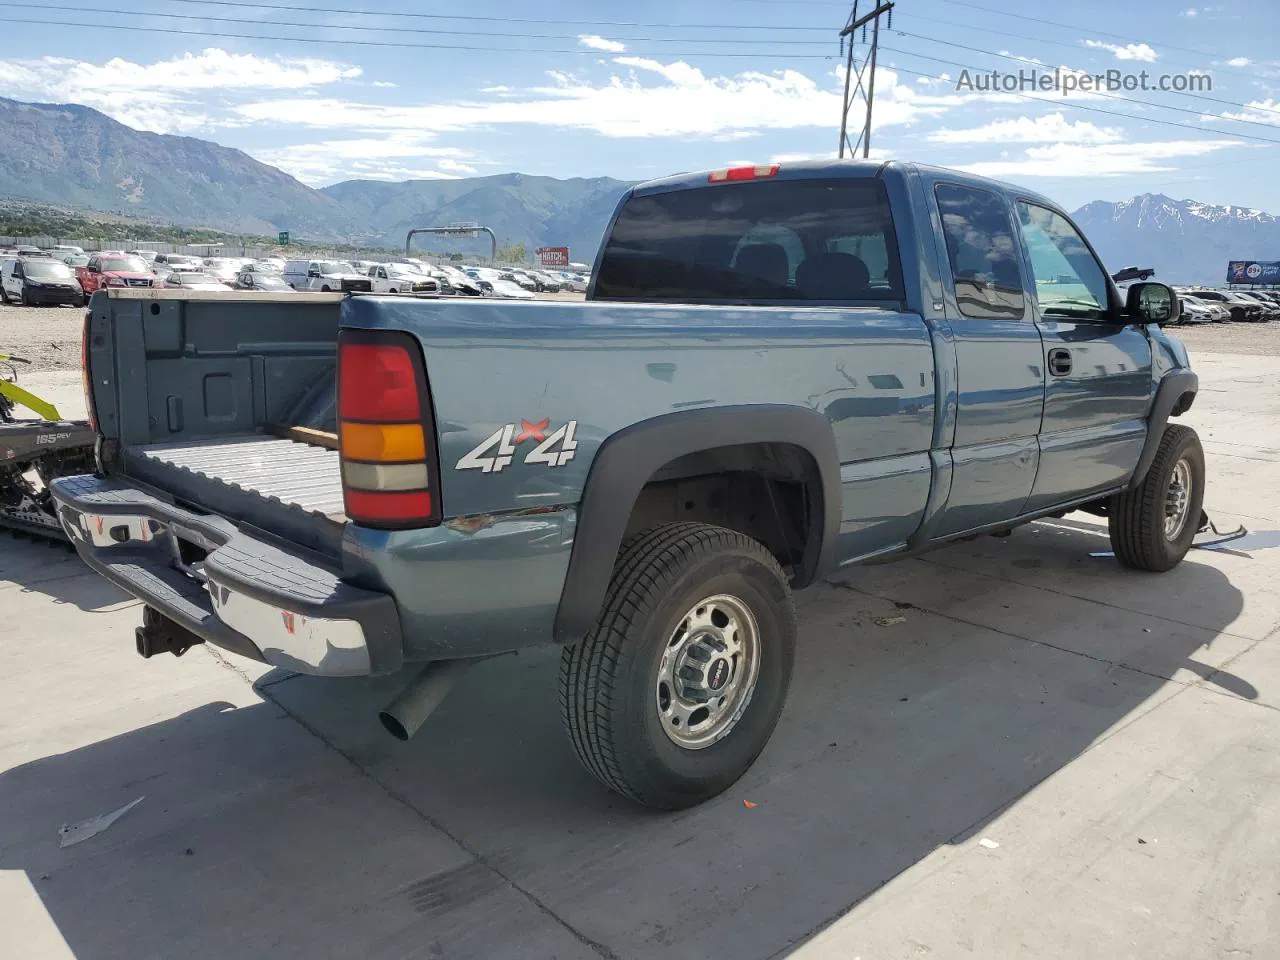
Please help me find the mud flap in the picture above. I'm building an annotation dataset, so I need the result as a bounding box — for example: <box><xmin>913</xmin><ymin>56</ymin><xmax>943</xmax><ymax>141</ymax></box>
<box><xmin>1192</xmin><ymin>510</ymin><xmax>1248</xmax><ymax>550</ymax></box>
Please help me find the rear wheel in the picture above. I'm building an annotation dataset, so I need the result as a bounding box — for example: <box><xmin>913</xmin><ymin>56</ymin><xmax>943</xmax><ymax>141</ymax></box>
<box><xmin>559</xmin><ymin>522</ymin><xmax>796</xmax><ymax>809</ymax></box>
<box><xmin>0</xmin><ymin>285</ymin><xmax>8</xmax><ymax>305</ymax></box>
<box><xmin>1108</xmin><ymin>424</ymin><xmax>1205</xmax><ymax>572</ymax></box>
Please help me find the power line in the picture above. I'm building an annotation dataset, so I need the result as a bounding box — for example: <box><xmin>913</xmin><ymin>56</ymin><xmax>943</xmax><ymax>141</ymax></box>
<box><xmin>918</xmin><ymin>10</ymin><xmax>1258</xmax><ymax>77</ymax></box>
<box><xmin>0</xmin><ymin>3</ymin><xmax>840</xmax><ymax>45</ymax></box>
<box><xmin>117</xmin><ymin>0</ymin><xmax>840</xmax><ymax>32</ymax></box>
<box><xmin>892</xmin><ymin>32</ymin><xmax>1280</xmax><ymax>124</ymax></box>
<box><xmin>936</xmin><ymin>0</ymin><xmax>1239</xmax><ymax>64</ymax></box>
<box><xmin>0</xmin><ymin>14</ymin><xmax>844</xmax><ymax>57</ymax></box>
<box><xmin>880</xmin><ymin>52</ymin><xmax>1280</xmax><ymax>147</ymax></box>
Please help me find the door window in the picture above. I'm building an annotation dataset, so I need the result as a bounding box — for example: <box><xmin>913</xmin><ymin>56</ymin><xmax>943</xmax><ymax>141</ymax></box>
<box><xmin>1016</xmin><ymin>201</ymin><xmax>1110</xmax><ymax>320</ymax></box>
<box><xmin>934</xmin><ymin>184</ymin><xmax>1025</xmax><ymax>320</ymax></box>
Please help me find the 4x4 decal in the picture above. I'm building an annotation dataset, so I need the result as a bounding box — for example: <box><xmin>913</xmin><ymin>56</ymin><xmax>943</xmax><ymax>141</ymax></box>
<box><xmin>456</xmin><ymin>419</ymin><xmax>578</xmax><ymax>473</ymax></box>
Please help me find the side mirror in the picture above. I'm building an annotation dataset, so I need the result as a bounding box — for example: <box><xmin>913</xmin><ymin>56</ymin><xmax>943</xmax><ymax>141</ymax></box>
<box><xmin>307</xmin><ymin>268</ymin><xmax>319</xmax><ymax>278</ymax></box>
<box><xmin>1126</xmin><ymin>281</ymin><xmax>1180</xmax><ymax>324</ymax></box>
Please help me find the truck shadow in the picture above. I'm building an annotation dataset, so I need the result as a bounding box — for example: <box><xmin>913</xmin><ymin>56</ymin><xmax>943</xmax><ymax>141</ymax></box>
<box><xmin>0</xmin><ymin>537</ymin><xmax>134</xmax><ymax>611</ymax></box>
<box><xmin>0</xmin><ymin>520</ymin><xmax>1255</xmax><ymax>960</ymax></box>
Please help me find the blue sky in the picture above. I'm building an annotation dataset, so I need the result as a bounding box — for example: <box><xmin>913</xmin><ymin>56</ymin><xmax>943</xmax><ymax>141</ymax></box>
<box><xmin>1</xmin><ymin>0</ymin><xmax>1277</xmax><ymax>212</ymax></box>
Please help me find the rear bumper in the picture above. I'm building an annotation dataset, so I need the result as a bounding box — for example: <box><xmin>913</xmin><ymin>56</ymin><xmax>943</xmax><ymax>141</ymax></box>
<box><xmin>50</xmin><ymin>474</ymin><xmax>403</xmax><ymax>677</ymax></box>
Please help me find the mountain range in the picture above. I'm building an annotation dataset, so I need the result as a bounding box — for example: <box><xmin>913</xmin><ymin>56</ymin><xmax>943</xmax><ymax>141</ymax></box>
<box><xmin>1072</xmin><ymin>193</ymin><xmax>1280</xmax><ymax>287</ymax></box>
<box><xmin>1</xmin><ymin>95</ymin><xmax>1275</xmax><ymax>283</ymax></box>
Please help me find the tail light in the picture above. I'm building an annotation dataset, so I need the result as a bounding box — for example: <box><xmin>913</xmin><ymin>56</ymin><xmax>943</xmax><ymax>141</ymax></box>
<box><xmin>337</xmin><ymin>329</ymin><xmax>440</xmax><ymax>528</ymax></box>
<box><xmin>708</xmin><ymin>163</ymin><xmax>780</xmax><ymax>183</ymax></box>
<box><xmin>80</xmin><ymin>310</ymin><xmax>97</xmax><ymax>432</ymax></box>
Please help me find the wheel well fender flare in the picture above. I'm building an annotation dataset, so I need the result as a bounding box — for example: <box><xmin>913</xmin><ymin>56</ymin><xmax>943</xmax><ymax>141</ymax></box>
<box><xmin>1129</xmin><ymin>370</ymin><xmax>1198</xmax><ymax>490</ymax></box>
<box><xmin>553</xmin><ymin>404</ymin><xmax>841</xmax><ymax>644</ymax></box>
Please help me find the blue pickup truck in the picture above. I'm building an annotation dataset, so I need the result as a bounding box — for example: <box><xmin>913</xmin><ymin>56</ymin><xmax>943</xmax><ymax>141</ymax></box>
<box><xmin>54</xmin><ymin>160</ymin><xmax>1202</xmax><ymax>810</ymax></box>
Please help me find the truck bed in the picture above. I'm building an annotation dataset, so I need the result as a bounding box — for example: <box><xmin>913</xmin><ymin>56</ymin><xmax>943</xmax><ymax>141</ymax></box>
<box><xmin>127</xmin><ymin>435</ymin><xmax>346</xmax><ymax>524</ymax></box>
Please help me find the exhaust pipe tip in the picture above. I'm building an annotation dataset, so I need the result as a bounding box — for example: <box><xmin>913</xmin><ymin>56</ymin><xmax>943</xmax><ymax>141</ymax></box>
<box><xmin>377</xmin><ymin>658</ymin><xmax>486</xmax><ymax>742</ymax></box>
<box><xmin>377</xmin><ymin>711</ymin><xmax>411</xmax><ymax>742</ymax></box>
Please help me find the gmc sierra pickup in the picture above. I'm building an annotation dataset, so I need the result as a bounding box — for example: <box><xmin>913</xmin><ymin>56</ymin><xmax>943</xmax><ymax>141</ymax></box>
<box><xmin>53</xmin><ymin>160</ymin><xmax>1202</xmax><ymax>810</ymax></box>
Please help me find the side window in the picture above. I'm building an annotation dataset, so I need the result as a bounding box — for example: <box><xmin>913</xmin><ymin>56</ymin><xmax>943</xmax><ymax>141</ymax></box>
<box><xmin>934</xmin><ymin>183</ymin><xmax>1025</xmax><ymax>320</ymax></box>
<box><xmin>1016</xmin><ymin>201</ymin><xmax>1110</xmax><ymax>320</ymax></box>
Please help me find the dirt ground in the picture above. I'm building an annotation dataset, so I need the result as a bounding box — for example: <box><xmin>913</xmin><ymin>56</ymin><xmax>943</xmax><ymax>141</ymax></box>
<box><xmin>0</xmin><ymin>292</ymin><xmax>589</xmax><ymax>373</ymax></box>
<box><xmin>0</xmin><ymin>304</ymin><xmax>85</xmax><ymax>371</ymax></box>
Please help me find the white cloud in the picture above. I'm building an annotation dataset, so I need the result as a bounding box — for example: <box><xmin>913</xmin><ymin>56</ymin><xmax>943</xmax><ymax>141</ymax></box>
<box><xmin>234</xmin><ymin>60</ymin><xmax>959</xmax><ymax>141</ymax></box>
<box><xmin>928</xmin><ymin>112</ymin><xmax>1123</xmax><ymax>145</ymax></box>
<box><xmin>0</xmin><ymin>48</ymin><xmax>360</xmax><ymax>134</ymax></box>
<box><xmin>1083</xmin><ymin>40</ymin><xmax>1158</xmax><ymax>62</ymax></box>
<box><xmin>1181</xmin><ymin>7</ymin><xmax>1197</xmax><ymax>15</ymax></box>
<box><xmin>1225</xmin><ymin>56</ymin><xmax>1251</xmax><ymax>67</ymax></box>
<box><xmin>578</xmin><ymin>35</ymin><xmax>627</xmax><ymax>53</ymax></box>
<box><xmin>254</xmin><ymin>135</ymin><xmax>480</xmax><ymax>184</ymax></box>
<box><xmin>954</xmin><ymin>139</ymin><xmax>1240</xmax><ymax>178</ymax></box>
<box><xmin>1204</xmin><ymin>97</ymin><xmax>1280</xmax><ymax>123</ymax></box>
<box><xmin>372</xmin><ymin>80</ymin><xmax>398</xmax><ymax>89</ymax></box>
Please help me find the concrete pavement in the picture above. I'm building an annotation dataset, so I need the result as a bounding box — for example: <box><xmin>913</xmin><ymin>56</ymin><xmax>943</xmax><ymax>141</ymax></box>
<box><xmin>1</xmin><ymin>352</ymin><xmax>1277</xmax><ymax>959</ymax></box>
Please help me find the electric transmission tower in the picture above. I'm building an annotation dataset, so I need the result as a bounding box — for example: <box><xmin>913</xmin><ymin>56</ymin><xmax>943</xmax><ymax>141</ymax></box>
<box><xmin>838</xmin><ymin>1</ymin><xmax>895</xmax><ymax>159</ymax></box>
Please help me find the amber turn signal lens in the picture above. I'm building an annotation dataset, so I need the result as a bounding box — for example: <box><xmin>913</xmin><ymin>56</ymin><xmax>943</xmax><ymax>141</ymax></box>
<box><xmin>340</xmin><ymin>422</ymin><xmax>426</xmax><ymax>463</ymax></box>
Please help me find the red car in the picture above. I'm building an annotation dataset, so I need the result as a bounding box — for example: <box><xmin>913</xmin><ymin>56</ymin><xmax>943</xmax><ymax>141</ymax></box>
<box><xmin>76</xmin><ymin>252</ymin><xmax>155</xmax><ymax>293</ymax></box>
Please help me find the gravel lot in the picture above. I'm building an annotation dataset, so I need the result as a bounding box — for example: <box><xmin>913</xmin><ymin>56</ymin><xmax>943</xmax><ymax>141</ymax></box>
<box><xmin>1</xmin><ymin>294</ymin><xmax>587</xmax><ymax>373</ymax></box>
<box><xmin>1168</xmin><ymin>319</ymin><xmax>1280</xmax><ymax>356</ymax></box>
<box><xmin>0</xmin><ymin>303</ymin><xmax>86</xmax><ymax>371</ymax></box>
<box><xmin>2</xmin><ymin>299</ymin><xmax>1275</xmax><ymax>374</ymax></box>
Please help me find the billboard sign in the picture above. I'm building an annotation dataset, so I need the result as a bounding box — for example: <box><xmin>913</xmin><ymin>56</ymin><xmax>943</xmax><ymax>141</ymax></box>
<box><xmin>536</xmin><ymin>246</ymin><xmax>569</xmax><ymax>267</ymax></box>
<box><xmin>1227</xmin><ymin>260</ymin><xmax>1280</xmax><ymax>284</ymax></box>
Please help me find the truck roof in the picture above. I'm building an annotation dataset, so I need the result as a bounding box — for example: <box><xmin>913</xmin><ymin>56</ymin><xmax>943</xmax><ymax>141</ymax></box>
<box><xmin>629</xmin><ymin>158</ymin><xmax>1062</xmax><ymax>212</ymax></box>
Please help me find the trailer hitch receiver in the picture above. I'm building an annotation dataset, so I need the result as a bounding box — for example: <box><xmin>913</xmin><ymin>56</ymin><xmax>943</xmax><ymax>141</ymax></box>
<box><xmin>135</xmin><ymin>606</ymin><xmax>204</xmax><ymax>659</ymax></box>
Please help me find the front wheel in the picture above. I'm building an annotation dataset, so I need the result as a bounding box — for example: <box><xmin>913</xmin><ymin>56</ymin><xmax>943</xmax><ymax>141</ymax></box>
<box><xmin>559</xmin><ymin>522</ymin><xmax>796</xmax><ymax>809</ymax></box>
<box><xmin>1108</xmin><ymin>424</ymin><xmax>1205</xmax><ymax>572</ymax></box>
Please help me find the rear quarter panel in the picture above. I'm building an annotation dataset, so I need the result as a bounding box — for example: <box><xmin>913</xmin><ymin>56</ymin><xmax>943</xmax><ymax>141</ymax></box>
<box><xmin>341</xmin><ymin>296</ymin><xmax>938</xmax><ymax>561</ymax></box>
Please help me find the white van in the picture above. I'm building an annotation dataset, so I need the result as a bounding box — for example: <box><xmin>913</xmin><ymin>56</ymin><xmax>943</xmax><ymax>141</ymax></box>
<box><xmin>283</xmin><ymin>259</ymin><xmax>372</xmax><ymax>293</ymax></box>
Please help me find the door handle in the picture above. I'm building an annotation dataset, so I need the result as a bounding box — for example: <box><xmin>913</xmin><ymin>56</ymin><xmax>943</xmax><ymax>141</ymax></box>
<box><xmin>1047</xmin><ymin>348</ymin><xmax>1072</xmax><ymax>377</ymax></box>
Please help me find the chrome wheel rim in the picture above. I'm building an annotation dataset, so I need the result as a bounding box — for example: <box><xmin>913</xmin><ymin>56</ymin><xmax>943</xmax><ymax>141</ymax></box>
<box><xmin>1164</xmin><ymin>458</ymin><xmax>1193</xmax><ymax>540</ymax></box>
<box><xmin>656</xmin><ymin>594</ymin><xmax>761</xmax><ymax>750</ymax></box>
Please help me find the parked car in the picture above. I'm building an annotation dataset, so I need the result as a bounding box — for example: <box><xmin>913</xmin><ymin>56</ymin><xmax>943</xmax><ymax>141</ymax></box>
<box><xmin>232</xmin><ymin>270</ymin><xmax>293</xmax><ymax>292</ymax></box>
<box><xmin>77</xmin><ymin>253</ymin><xmax>155</xmax><ymax>293</ymax></box>
<box><xmin>557</xmin><ymin>272</ymin><xmax>588</xmax><ymax>292</ymax></box>
<box><xmin>504</xmin><ymin>270</ymin><xmax>541</xmax><ymax>292</ymax></box>
<box><xmin>127</xmin><ymin>249</ymin><xmax>159</xmax><ymax>263</ymax></box>
<box><xmin>162</xmin><ymin>272</ymin><xmax>231</xmax><ymax>291</ymax></box>
<box><xmin>283</xmin><ymin>259</ymin><xmax>372</xmax><ymax>293</ymax></box>
<box><xmin>529</xmin><ymin>270</ymin><xmax>563</xmax><ymax>293</ymax></box>
<box><xmin>155</xmin><ymin>253</ymin><xmax>203</xmax><ymax>272</ymax></box>
<box><xmin>462</xmin><ymin>268</ymin><xmax>495</xmax><ymax>294</ymax></box>
<box><xmin>1182</xmin><ymin>289</ymin><xmax>1251</xmax><ymax>322</ymax></box>
<box><xmin>1176</xmin><ymin>295</ymin><xmax>1216</xmax><ymax>324</ymax></box>
<box><xmin>56</xmin><ymin>160</ymin><xmax>1205</xmax><ymax>811</ymax></box>
<box><xmin>51</xmin><ymin>244</ymin><xmax>85</xmax><ymax>256</ymax></box>
<box><xmin>434</xmin><ymin>264</ymin><xmax>482</xmax><ymax>296</ymax></box>
<box><xmin>1</xmin><ymin>256</ymin><xmax>84</xmax><ymax>306</ymax></box>
<box><xmin>256</xmin><ymin>257</ymin><xmax>286</xmax><ymax>272</ymax></box>
<box><xmin>1233</xmin><ymin>291</ymin><xmax>1280</xmax><ymax>320</ymax></box>
<box><xmin>368</xmin><ymin>263</ymin><xmax>439</xmax><ymax>295</ymax></box>
<box><xmin>201</xmin><ymin>258</ymin><xmax>245</xmax><ymax>284</ymax></box>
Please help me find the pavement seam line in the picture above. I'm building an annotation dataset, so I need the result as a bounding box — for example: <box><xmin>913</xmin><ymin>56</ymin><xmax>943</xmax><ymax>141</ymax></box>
<box><xmin>824</xmin><ymin>578</ymin><xmax>1203</xmax><ymax>691</ymax></box>
<box><xmin>766</xmin><ymin>651</ymin><xmax>1206</xmax><ymax>960</ymax></box>
<box><xmin>200</xmin><ymin>645</ymin><xmax>621</xmax><ymax>960</ymax></box>
<box><xmin>915</xmin><ymin>553</ymin><xmax>1267</xmax><ymax>643</ymax></box>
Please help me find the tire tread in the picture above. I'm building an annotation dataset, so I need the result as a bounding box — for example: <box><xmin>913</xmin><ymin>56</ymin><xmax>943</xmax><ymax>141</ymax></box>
<box><xmin>559</xmin><ymin>522</ymin><xmax>790</xmax><ymax>805</ymax></box>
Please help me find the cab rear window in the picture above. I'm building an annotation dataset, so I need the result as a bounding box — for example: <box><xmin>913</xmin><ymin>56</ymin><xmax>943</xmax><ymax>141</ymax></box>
<box><xmin>593</xmin><ymin>178</ymin><xmax>903</xmax><ymax>303</ymax></box>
